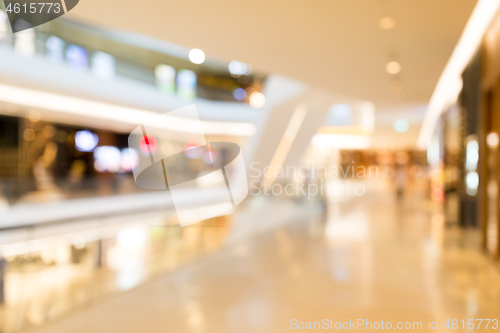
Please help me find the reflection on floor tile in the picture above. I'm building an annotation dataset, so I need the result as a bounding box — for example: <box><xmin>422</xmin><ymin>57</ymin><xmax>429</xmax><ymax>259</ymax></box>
<box><xmin>21</xmin><ymin>184</ymin><xmax>500</xmax><ymax>333</ymax></box>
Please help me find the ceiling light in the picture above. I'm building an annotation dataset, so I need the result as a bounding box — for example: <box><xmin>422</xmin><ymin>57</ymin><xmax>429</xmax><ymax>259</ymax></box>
<box><xmin>393</xmin><ymin>119</ymin><xmax>409</xmax><ymax>133</ymax></box>
<box><xmin>385</xmin><ymin>61</ymin><xmax>401</xmax><ymax>74</ymax></box>
<box><xmin>379</xmin><ymin>17</ymin><xmax>396</xmax><ymax>30</ymax></box>
<box><xmin>188</xmin><ymin>48</ymin><xmax>205</xmax><ymax>64</ymax></box>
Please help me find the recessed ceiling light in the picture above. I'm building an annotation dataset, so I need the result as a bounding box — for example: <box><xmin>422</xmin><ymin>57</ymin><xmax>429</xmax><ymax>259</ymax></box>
<box><xmin>385</xmin><ymin>61</ymin><xmax>401</xmax><ymax>74</ymax></box>
<box><xmin>379</xmin><ymin>17</ymin><xmax>396</xmax><ymax>30</ymax></box>
<box><xmin>188</xmin><ymin>48</ymin><xmax>205</xmax><ymax>64</ymax></box>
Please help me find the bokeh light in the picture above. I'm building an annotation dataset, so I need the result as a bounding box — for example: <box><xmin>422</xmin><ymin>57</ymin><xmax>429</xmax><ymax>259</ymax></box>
<box><xmin>385</xmin><ymin>61</ymin><xmax>401</xmax><ymax>74</ymax></box>
<box><xmin>139</xmin><ymin>136</ymin><xmax>158</xmax><ymax>154</ymax></box>
<box><xmin>94</xmin><ymin>146</ymin><xmax>121</xmax><ymax>173</ymax></box>
<box><xmin>75</xmin><ymin>130</ymin><xmax>99</xmax><ymax>152</ymax></box>
<box><xmin>249</xmin><ymin>91</ymin><xmax>266</xmax><ymax>109</ymax></box>
<box><xmin>189</xmin><ymin>48</ymin><xmax>205</xmax><ymax>64</ymax></box>
<box><xmin>233</xmin><ymin>88</ymin><xmax>247</xmax><ymax>101</ymax></box>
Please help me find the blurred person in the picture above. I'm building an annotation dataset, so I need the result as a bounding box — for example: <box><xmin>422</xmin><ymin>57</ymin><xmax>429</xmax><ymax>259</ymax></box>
<box><xmin>68</xmin><ymin>160</ymin><xmax>87</xmax><ymax>190</ymax></box>
<box><xmin>316</xmin><ymin>170</ymin><xmax>328</xmax><ymax>221</ymax></box>
<box><xmin>28</xmin><ymin>142</ymin><xmax>64</xmax><ymax>202</ymax></box>
<box><xmin>395</xmin><ymin>164</ymin><xmax>407</xmax><ymax>199</ymax></box>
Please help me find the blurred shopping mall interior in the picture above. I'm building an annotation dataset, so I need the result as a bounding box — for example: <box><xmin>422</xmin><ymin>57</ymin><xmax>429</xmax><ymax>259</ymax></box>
<box><xmin>2</xmin><ymin>0</ymin><xmax>500</xmax><ymax>332</ymax></box>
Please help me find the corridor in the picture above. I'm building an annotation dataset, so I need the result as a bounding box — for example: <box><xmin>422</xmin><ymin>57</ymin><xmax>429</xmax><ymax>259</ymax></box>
<box><xmin>26</xmin><ymin>182</ymin><xmax>500</xmax><ymax>333</ymax></box>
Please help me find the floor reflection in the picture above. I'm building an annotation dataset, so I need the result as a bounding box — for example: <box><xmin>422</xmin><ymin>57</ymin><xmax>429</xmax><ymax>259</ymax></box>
<box><xmin>4</xmin><ymin>180</ymin><xmax>500</xmax><ymax>333</ymax></box>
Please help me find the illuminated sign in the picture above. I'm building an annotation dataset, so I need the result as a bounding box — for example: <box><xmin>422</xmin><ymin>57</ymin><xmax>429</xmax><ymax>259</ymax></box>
<box><xmin>66</xmin><ymin>44</ymin><xmax>88</xmax><ymax>71</ymax></box>
<box><xmin>154</xmin><ymin>64</ymin><xmax>176</xmax><ymax>94</ymax></box>
<box><xmin>177</xmin><ymin>69</ymin><xmax>197</xmax><ymax>100</ymax></box>
<box><xmin>46</xmin><ymin>35</ymin><xmax>65</xmax><ymax>63</ymax></box>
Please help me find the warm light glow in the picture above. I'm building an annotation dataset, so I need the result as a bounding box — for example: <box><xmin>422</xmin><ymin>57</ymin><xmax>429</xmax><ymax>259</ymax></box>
<box><xmin>249</xmin><ymin>91</ymin><xmax>266</xmax><ymax>109</ymax></box>
<box><xmin>418</xmin><ymin>0</ymin><xmax>500</xmax><ymax>149</ymax></box>
<box><xmin>487</xmin><ymin>132</ymin><xmax>499</xmax><ymax>148</ymax></box>
<box><xmin>379</xmin><ymin>17</ymin><xmax>396</xmax><ymax>30</ymax></box>
<box><xmin>28</xmin><ymin>109</ymin><xmax>41</xmax><ymax>122</ymax></box>
<box><xmin>188</xmin><ymin>48</ymin><xmax>205</xmax><ymax>64</ymax></box>
<box><xmin>385</xmin><ymin>61</ymin><xmax>401</xmax><ymax>74</ymax></box>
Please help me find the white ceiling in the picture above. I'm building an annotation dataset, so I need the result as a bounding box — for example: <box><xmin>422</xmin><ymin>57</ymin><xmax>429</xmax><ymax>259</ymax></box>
<box><xmin>66</xmin><ymin>0</ymin><xmax>477</xmax><ymax>148</ymax></box>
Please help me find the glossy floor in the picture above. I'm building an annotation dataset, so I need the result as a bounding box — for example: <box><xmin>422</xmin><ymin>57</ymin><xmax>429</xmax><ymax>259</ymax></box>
<box><xmin>27</xmin><ymin>184</ymin><xmax>500</xmax><ymax>333</ymax></box>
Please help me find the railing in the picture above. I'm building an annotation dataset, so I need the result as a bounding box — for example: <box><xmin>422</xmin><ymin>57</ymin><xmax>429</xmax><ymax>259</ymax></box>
<box><xmin>0</xmin><ymin>191</ymin><xmax>232</xmax><ymax>333</ymax></box>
